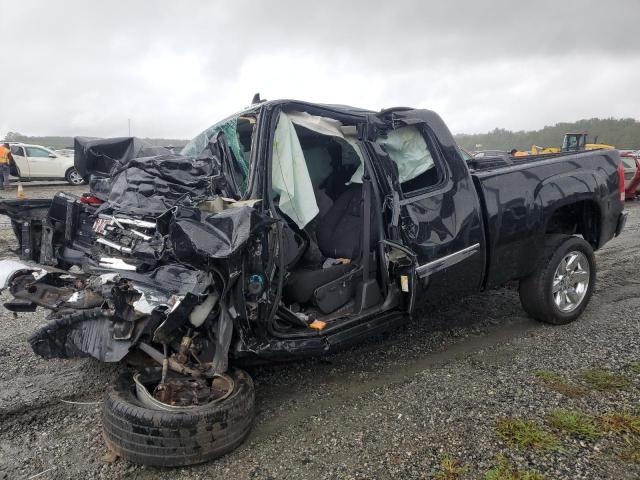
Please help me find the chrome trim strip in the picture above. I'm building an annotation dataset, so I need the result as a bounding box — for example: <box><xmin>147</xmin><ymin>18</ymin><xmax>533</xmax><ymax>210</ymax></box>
<box><xmin>96</xmin><ymin>237</ymin><xmax>133</xmax><ymax>254</ymax></box>
<box><xmin>415</xmin><ymin>243</ymin><xmax>480</xmax><ymax>278</ymax></box>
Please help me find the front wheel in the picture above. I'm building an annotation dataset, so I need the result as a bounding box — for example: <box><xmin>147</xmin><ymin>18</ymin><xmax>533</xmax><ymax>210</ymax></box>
<box><xmin>65</xmin><ymin>167</ymin><xmax>86</xmax><ymax>185</ymax></box>
<box><xmin>102</xmin><ymin>367</ymin><xmax>255</xmax><ymax>467</ymax></box>
<box><xmin>519</xmin><ymin>235</ymin><xmax>596</xmax><ymax>325</ymax></box>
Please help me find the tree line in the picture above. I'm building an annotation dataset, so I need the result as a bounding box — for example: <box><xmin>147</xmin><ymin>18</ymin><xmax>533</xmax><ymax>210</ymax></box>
<box><xmin>454</xmin><ymin>118</ymin><xmax>640</xmax><ymax>152</ymax></box>
<box><xmin>2</xmin><ymin>132</ymin><xmax>189</xmax><ymax>150</ymax></box>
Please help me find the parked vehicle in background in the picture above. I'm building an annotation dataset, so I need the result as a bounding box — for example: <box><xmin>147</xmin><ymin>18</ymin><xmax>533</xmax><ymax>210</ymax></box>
<box><xmin>473</xmin><ymin>149</ymin><xmax>508</xmax><ymax>158</ymax></box>
<box><xmin>9</xmin><ymin>143</ymin><xmax>85</xmax><ymax>185</ymax></box>
<box><xmin>55</xmin><ymin>148</ymin><xmax>75</xmax><ymax>157</ymax></box>
<box><xmin>532</xmin><ymin>133</ymin><xmax>615</xmax><ymax>155</ymax></box>
<box><xmin>621</xmin><ymin>151</ymin><xmax>640</xmax><ymax>200</ymax></box>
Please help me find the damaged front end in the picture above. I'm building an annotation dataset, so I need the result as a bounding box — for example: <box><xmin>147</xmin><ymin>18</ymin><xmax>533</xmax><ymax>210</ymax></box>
<box><xmin>0</xmin><ymin>129</ymin><xmax>271</xmax><ymax>402</ymax></box>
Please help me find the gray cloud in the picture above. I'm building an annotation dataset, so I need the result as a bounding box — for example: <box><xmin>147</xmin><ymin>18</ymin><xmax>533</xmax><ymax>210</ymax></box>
<box><xmin>1</xmin><ymin>0</ymin><xmax>639</xmax><ymax>139</ymax></box>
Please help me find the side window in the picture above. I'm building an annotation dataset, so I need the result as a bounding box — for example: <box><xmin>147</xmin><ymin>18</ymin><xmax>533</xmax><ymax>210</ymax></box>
<box><xmin>12</xmin><ymin>146</ymin><xmax>25</xmax><ymax>156</ymax></box>
<box><xmin>26</xmin><ymin>147</ymin><xmax>52</xmax><ymax>158</ymax></box>
<box><xmin>377</xmin><ymin>126</ymin><xmax>442</xmax><ymax>195</ymax></box>
<box><xmin>621</xmin><ymin>156</ymin><xmax>636</xmax><ymax>169</ymax></box>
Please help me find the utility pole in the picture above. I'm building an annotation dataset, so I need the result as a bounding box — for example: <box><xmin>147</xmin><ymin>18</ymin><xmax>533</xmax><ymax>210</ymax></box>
<box><xmin>128</xmin><ymin>118</ymin><xmax>131</xmax><ymax>136</ymax></box>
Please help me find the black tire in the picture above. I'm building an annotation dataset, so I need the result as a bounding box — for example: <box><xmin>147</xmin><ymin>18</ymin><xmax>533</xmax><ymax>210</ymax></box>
<box><xmin>65</xmin><ymin>167</ymin><xmax>86</xmax><ymax>185</ymax></box>
<box><xmin>519</xmin><ymin>235</ymin><xmax>596</xmax><ymax>325</ymax></box>
<box><xmin>102</xmin><ymin>367</ymin><xmax>255</xmax><ymax>467</ymax></box>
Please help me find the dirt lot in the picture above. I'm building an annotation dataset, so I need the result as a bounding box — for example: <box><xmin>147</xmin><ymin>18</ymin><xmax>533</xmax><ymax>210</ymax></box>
<box><xmin>0</xmin><ymin>183</ymin><xmax>639</xmax><ymax>480</ymax></box>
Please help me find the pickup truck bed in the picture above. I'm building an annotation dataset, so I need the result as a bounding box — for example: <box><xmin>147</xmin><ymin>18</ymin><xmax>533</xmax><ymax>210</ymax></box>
<box><xmin>471</xmin><ymin>149</ymin><xmax>624</xmax><ymax>288</ymax></box>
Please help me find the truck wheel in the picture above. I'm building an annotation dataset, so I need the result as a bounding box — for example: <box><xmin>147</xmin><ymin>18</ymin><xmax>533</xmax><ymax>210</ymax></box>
<box><xmin>65</xmin><ymin>167</ymin><xmax>86</xmax><ymax>185</ymax></box>
<box><xmin>102</xmin><ymin>367</ymin><xmax>255</xmax><ymax>467</ymax></box>
<box><xmin>519</xmin><ymin>235</ymin><xmax>595</xmax><ymax>325</ymax></box>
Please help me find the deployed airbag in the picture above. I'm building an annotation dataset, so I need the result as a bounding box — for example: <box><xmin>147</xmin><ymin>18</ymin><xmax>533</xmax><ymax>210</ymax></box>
<box><xmin>271</xmin><ymin>112</ymin><xmax>319</xmax><ymax>229</ymax></box>
<box><xmin>350</xmin><ymin>126</ymin><xmax>434</xmax><ymax>184</ymax></box>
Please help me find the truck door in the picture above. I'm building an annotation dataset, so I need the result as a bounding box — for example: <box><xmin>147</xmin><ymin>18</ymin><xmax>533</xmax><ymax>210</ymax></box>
<box><xmin>10</xmin><ymin>145</ymin><xmax>29</xmax><ymax>178</ymax></box>
<box><xmin>376</xmin><ymin>110</ymin><xmax>486</xmax><ymax>306</ymax></box>
<box><xmin>25</xmin><ymin>146</ymin><xmax>58</xmax><ymax>177</ymax></box>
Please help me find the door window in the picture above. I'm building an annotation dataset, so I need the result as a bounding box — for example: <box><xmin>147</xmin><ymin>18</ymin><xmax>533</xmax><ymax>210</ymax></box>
<box><xmin>621</xmin><ymin>156</ymin><xmax>637</xmax><ymax>169</ymax></box>
<box><xmin>26</xmin><ymin>147</ymin><xmax>53</xmax><ymax>158</ymax></box>
<box><xmin>11</xmin><ymin>146</ymin><xmax>25</xmax><ymax>156</ymax></box>
<box><xmin>379</xmin><ymin>126</ymin><xmax>443</xmax><ymax>195</ymax></box>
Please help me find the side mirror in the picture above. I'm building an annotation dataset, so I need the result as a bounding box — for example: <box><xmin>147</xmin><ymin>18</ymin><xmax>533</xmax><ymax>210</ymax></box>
<box><xmin>48</xmin><ymin>153</ymin><xmax>56</xmax><ymax>158</ymax></box>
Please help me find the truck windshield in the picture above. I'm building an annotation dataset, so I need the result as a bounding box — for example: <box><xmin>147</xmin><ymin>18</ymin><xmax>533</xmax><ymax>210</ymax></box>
<box><xmin>181</xmin><ymin>113</ymin><xmax>257</xmax><ymax>194</ymax></box>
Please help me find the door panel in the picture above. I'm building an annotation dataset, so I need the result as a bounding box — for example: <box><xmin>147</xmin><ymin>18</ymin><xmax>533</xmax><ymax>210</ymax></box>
<box><xmin>381</xmin><ymin>110</ymin><xmax>486</xmax><ymax>306</ymax></box>
<box><xmin>10</xmin><ymin>146</ymin><xmax>29</xmax><ymax>177</ymax></box>
<box><xmin>25</xmin><ymin>147</ymin><xmax>58</xmax><ymax>177</ymax></box>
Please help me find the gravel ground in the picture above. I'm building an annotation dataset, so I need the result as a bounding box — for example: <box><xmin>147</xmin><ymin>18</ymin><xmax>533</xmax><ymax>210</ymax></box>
<box><xmin>0</xmin><ymin>184</ymin><xmax>638</xmax><ymax>480</ymax></box>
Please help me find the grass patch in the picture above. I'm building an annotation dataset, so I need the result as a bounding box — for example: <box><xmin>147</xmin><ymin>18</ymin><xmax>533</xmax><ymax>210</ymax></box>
<box><xmin>432</xmin><ymin>454</ymin><xmax>469</xmax><ymax>480</ymax></box>
<box><xmin>484</xmin><ymin>455</ymin><xmax>545</xmax><ymax>480</ymax></box>
<box><xmin>496</xmin><ymin>418</ymin><xmax>561</xmax><ymax>451</ymax></box>
<box><xmin>601</xmin><ymin>412</ymin><xmax>640</xmax><ymax>436</ymax></box>
<box><xmin>600</xmin><ymin>412</ymin><xmax>640</xmax><ymax>464</ymax></box>
<box><xmin>627</xmin><ymin>362</ymin><xmax>640</xmax><ymax>374</ymax></box>
<box><xmin>619</xmin><ymin>438</ymin><xmax>640</xmax><ymax>464</ymax></box>
<box><xmin>581</xmin><ymin>369</ymin><xmax>631</xmax><ymax>391</ymax></box>
<box><xmin>547</xmin><ymin>409</ymin><xmax>599</xmax><ymax>440</ymax></box>
<box><xmin>534</xmin><ymin>371</ymin><xmax>585</xmax><ymax>397</ymax></box>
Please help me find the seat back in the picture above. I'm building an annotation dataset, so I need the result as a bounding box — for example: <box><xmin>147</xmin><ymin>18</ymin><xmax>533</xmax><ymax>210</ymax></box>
<box><xmin>316</xmin><ymin>184</ymin><xmax>374</xmax><ymax>259</ymax></box>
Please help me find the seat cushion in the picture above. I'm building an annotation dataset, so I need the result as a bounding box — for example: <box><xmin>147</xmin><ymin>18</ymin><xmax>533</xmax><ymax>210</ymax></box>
<box><xmin>283</xmin><ymin>263</ymin><xmax>354</xmax><ymax>305</ymax></box>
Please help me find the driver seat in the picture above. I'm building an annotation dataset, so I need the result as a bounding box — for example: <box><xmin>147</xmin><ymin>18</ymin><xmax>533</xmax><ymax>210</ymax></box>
<box><xmin>284</xmin><ymin>184</ymin><xmax>375</xmax><ymax>309</ymax></box>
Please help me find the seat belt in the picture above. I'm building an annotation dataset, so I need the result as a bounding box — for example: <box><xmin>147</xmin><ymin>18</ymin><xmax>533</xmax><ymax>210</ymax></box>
<box><xmin>360</xmin><ymin>173</ymin><xmax>372</xmax><ymax>281</ymax></box>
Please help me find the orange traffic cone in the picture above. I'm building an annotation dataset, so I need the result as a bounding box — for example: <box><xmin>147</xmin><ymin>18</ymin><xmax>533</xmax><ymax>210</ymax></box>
<box><xmin>16</xmin><ymin>182</ymin><xmax>26</xmax><ymax>199</ymax></box>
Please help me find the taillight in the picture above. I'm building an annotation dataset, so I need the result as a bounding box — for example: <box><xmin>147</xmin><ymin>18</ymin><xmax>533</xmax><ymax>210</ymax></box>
<box><xmin>618</xmin><ymin>160</ymin><xmax>625</xmax><ymax>202</ymax></box>
<box><xmin>80</xmin><ymin>195</ymin><xmax>103</xmax><ymax>205</ymax></box>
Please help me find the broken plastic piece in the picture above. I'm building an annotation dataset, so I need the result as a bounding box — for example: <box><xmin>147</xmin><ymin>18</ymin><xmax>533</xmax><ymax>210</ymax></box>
<box><xmin>99</xmin><ymin>257</ymin><xmax>137</xmax><ymax>271</ymax></box>
<box><xmin>189</xmin><ymin>292</ymin><xmax>220</xmax><ymax>327</ymax></box>
<box><xmin>308</xmin><ymin>320</ymin><xmax>327</xmax><ymax>330</ymax></box>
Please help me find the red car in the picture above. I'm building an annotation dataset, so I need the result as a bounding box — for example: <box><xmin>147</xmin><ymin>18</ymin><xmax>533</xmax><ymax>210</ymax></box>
<box><xmin>621</xmin><ymin>151</ymin><xmax>640</xmax><ymax>200</ymax></box>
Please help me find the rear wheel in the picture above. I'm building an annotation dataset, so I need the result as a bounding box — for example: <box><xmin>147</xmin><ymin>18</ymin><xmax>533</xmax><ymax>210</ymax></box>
<box><xmin>65</xmin><ymin>167</ymin><xmax>86</xmax><ymax>185</ymax></box>
<box><xmin>519</xmin><ymin>235</ymin><xmax>596</xmax><ymax>325</ymax></box>
<box><xmin>102</xmin><ymin>367</ymin><xmax>255</xmax><ymax>467</ymax></box>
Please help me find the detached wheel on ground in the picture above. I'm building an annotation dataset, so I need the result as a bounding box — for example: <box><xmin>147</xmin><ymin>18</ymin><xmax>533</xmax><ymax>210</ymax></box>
<box><xmin>102</xmin><ymin>367</ymin><xmax>255</xmax><ymax>467</ymax></box>
<box><xmin>519</xmin><ymin>234</ymin><xmax>596</xmax><ymax>325</ymax></box>
<box><xmin>65</xmin><ymin>167</ymin><xmax>86</xmax><ymax>185</ymax></box>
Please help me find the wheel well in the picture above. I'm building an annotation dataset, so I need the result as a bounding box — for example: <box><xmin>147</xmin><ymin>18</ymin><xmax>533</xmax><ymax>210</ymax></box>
<box><xmin>545</xmin><ymin>201</ymin><xmax>600</xmax><ymax>248</ymax></box>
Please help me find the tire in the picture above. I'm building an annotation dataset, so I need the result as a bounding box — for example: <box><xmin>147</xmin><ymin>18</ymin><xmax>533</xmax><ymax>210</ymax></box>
<box><xmin>65</xmin><ymin>167</ymin><xmax>86</xmax><ymax>185</ymax></box>
<box><xmin>519</xmin><ymin>235</ymin><xmax>596</xmax><ymax>325</ymax></box>
<box><xmin>102</xmin><ymin>367</ymin><xmax>255</xmax><ymax>467</ymax></box>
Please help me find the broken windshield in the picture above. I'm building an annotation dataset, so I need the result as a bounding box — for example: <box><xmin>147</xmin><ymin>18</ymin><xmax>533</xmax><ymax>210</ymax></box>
<box><xmin>181</xmin><ymin>112</ymin><xmax>258</xmax><ymax>194</ymax></box>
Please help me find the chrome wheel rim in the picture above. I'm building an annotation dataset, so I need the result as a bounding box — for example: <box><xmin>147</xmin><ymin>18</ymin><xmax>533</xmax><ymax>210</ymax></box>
<box><xmin>552</xmin><ymin>250</ymin><xmax>590</xmax><ymax>312</ymax></box>
<box><xmin>68</xmin><ymin>169</ymin><xmax>84</xmax><ymax>185</ymax></box>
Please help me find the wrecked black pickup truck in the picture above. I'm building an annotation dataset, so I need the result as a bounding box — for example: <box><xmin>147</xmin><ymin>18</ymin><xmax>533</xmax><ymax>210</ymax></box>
<box><xmin>0</xmin><ymin>99</ymin><xmax>627</xmax><ymax>466</ymax></box>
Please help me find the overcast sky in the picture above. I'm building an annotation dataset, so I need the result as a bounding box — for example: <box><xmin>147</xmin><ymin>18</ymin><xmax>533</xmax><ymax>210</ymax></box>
<box><xmin>1</xmin><ymin>0</ymin><xmax>639</xmax><ymax>139</ymax></box>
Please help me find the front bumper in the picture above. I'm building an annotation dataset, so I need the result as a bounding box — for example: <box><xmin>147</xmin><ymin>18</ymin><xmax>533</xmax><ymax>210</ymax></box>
<box><xmin>615</xmin><ymin>211</ymin><xmax>628</xmax><ymax>237</ymax></box>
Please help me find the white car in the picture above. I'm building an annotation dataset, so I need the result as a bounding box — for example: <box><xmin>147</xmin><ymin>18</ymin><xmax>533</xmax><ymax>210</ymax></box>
<box><xmin>9</xmin><ymin>143</ymin><xmax>85</xmax><ymax>185</ymax></box>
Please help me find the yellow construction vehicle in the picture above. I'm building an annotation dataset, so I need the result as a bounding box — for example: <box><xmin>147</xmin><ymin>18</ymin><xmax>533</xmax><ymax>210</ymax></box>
<box><xmin>531</xmin><ymin>132</ymin><xmax>614</xmax><ymax>155</ymax></box>
<box><xmin>560</xmin><ymin>132</ymin><xmax>614</xmax><ymax>152</ymax></box>
<box><xmin>531</xmin><ymin>145</ymin><xmax>560</xmax><ymax>155</ymax></box>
